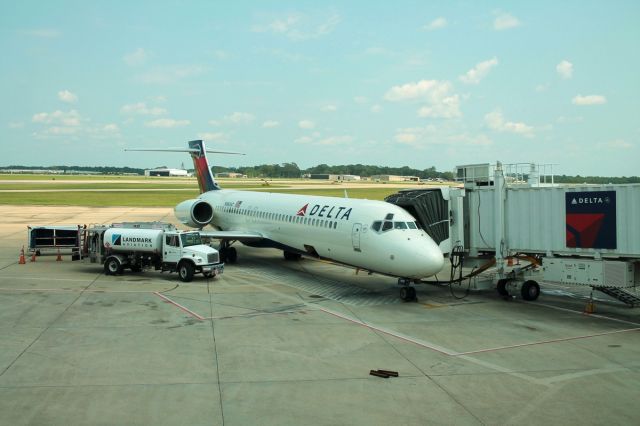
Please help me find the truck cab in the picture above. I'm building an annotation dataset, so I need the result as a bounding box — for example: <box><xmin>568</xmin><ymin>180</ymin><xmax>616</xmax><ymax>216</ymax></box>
<box><xmin>162</xmin><ymin>231</ymin><xmax>223</xmax><ymax>281</ymax></box>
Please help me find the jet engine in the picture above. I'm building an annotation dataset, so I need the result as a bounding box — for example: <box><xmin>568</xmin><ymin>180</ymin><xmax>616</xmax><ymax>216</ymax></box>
<box><xmin>174</xmin><ymin>199</ymin><xmax>214</xmax><ymax>228</ymax></box>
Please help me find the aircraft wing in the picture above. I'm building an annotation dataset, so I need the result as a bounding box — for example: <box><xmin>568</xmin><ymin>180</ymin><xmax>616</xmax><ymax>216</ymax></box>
<box><xmin>198</xmin><ymin>230</ymin><xmax>264</xmax><ymax>241</ymax></box>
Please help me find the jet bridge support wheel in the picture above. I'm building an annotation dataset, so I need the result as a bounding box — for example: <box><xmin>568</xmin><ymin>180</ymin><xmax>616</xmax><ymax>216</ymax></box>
<box><xmin>521</xmin><ymin>280</ymin><xmax>540</xmax><ymax>301</ymax></box>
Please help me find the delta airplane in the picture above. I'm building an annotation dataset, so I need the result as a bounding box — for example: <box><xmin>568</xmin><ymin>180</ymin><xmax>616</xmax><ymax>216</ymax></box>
<box><xmin>130</xmin><ymin>140</ymin><xmax>444</xmax><ymax>300</ymax></box>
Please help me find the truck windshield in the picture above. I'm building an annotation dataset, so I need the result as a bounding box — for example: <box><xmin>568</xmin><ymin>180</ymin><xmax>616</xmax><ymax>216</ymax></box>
<box><xmin>180</xmin><ymin>232</ymin><xmax>202</xmax><ymax>247</ymax></box>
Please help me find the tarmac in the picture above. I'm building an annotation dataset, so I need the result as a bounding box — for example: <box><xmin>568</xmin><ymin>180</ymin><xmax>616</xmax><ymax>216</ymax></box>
<box><xmin>0</xmin><ymin>205</ymin><xmax>639</xmax><ymax>425</ymax></box>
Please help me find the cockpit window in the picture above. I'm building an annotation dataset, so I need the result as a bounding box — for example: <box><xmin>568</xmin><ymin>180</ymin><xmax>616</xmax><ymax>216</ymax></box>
<box><xmin>394</xmin><ymin>222</ymin><xmax>408</xmax><ymax>229</ymax></box>
<box><xmin>407</xmin><ymin>222</ymin><xmax>417</xmax><ymax>229</ymax></box>
<box><xmin>382</xmin><ymin>221</ymin><xmax>393</xmax><ymax>231</ymax></box>
<box><xmin>385</xmin><ymin>213</ymin><xmax>394</xmax><ymax>220</ymax></box>
<box><xmin>371</xmin><ymin>221</ymin><xmax>381</xmax><ymax>232</ymax></box>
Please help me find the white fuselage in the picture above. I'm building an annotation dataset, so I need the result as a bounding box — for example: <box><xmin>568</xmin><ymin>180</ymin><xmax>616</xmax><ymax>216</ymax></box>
<box><xmin>199</xmin><ymin>189</ymin><xmax>445</xmax><ymax>278</ymax></box>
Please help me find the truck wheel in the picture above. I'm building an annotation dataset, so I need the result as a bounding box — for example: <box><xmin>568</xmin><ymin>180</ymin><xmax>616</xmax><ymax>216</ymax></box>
<box><xmin>104</xmin><ymin>257</ymin><xmax>123</xmax><ymax>275</ymax></box>
<box><xmin>521</xmin><ymin>280</ymin><xmax>540</xmax><ymax>301</ymax></box>
<box><xmin>178</xmin><ymin>261</ymin><xmax>195</xmax><ymax>282</ymax></box>
<box><xmin>226</xmin><ymin>247</ymin><xmax>237</xmax><ymax>264</ymax></box>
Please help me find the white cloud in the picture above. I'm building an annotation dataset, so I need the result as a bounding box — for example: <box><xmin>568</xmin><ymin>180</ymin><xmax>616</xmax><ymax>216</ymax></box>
<box><xmin>120</xmin><ymin>102</ymin><xmax>167</xmax><ymax>116</ymax></box>
<box><xmin>424</xmin><ymin>17</ymin><xmax>447</xmax><ymax>31</ymax></box>
<box><xmin>8</xmin><ymin>121</ymin><xmax>24</xmax><ymax>129</ymax></box>
<box><xmin>294</xmin><ymin>136</ymin><xmax>314</xmax><ymax>144</ymax></box>
<box><xmin>123</xmin><ymin>48</ymin><xmax>149</xmax><ymax>66</ymax></box>
<box><xmin>572</xmin><ymin>95</ymin><xmax>607</xmax><ymax>106</ymax></box>
<box><xmin>485</xmin><ymin>110</ymin><xmax>534</xmax><ymax>137</ymax></box>
<box><xmin>137</xmin><ymin>65</ymin><xmax>206</xmax><ymax>84</ymax></box>
<box><xmin>395</xmin><ymin>132</ymin><xmax>418</xmax><ymax>143</ymax></box>
<box><xmin>317</xmin><ymin>135</ymin><xmax>353</xmax><ymax>145</ymax></box>
<box><xmin>599</xmin><ymin>139</ymin><xmax>634</xmax><ymax>149</ymax></box>
<box><xmin>197</xmin><ymin>132</ymin><xmax>225</xmax><ymax>141</ymax></box>
<box><xmin>370</xmin><ymin>104</ymin><xmax>382</xmax><ymax>113</ymax></box>
<box><xmin>459</xmin><ymin>57</ymin><xmax>498</xmax><ymax>85</ymax></box>
<box><xmin>493</xmin><ymin>12</ymin><xmax>521</xmax><ymax>30</ymax></box>
<box><xmin>227</xmin><ymin>112</ymin><xmax>255</xmax><ymax>124</ymax></box>
<box><xmin>145</xmin><ymin>118</ymin><xmax>190</xmax><ymax>128</ymax></box>
<box><xmin>253</xmin><ymin>12</ymin><xmax>341</xmax><ymax>41</ymax></box>
<box><xmin>102</xmin><ymin>124</ymin><xmax>119</xmax><ymax>133</ymax></box>
<box><xmin>556</xmin><ymin>60</ymin><xmax>573</xmax><ymax>79</ymax></box>
<box><xmin>384</xmin><ymin>80</ymin><xmax>439</xmax><ymax>101</ymax></box>
<box><xmin>295</xmin><ymin>133</ymin><xmax>352</xmax><ymax>146</ymax></box>
<box><xmin>32</xmin><ymin>110</ymin><xmax>81</xmax><ymax>126</ymax></box>
<box><xmin>58</xmin><ymin>90</ymin><xmax>78</xmax><ymax>103</ymax></box>
<box><xmin>321</xmin><ymin>104</ymin><xmax>337</xmax><ymax>112</ymax></box>
<box><xmin>262</xmin><ymin>120</ymin><xmax>280</xmax><ymax>128</ymax></box>
<box><xmin>394</xmin><ymin>125</ymin><xmax>493</xmax><ymax>149</ymax></box>
<box><xmin>535</xmin><ymin>84</ymin><xmax>549</xmax><ymax>92</ymax></box>
<box><xmin>20</xmin><ymin>28</ymin><xmax>60</xmax><ymax>38</ymax></box>
<box><xmin>298</xmin><ymin>120</ymin><xmax>315</xmax><ymax>129</ymax></box>
<box><xmin>385</xmin><ymin>80</ymin><xmax>461</xmax><ymax>119</ymax></box>
<box><xmin>556</xmin><ymin>116</ymin><xmax>584</xmax><ymax>124</ymax></box>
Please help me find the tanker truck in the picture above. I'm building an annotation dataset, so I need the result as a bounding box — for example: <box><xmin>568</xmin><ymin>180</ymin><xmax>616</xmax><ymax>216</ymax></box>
<box><xmin>85</xmin><ymin>222</ymin><xmax>223</xmax><ymax>282</ymax></box>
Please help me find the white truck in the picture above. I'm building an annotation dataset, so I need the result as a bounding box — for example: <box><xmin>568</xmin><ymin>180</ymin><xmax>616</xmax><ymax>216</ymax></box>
<box><xmin>85</xmin><ymin>222</ymin><xmax>223</xmax><ymax>282</ymax></box>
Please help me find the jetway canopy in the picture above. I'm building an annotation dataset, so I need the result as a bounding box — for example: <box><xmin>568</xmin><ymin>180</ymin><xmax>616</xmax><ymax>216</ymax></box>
<box><xmin>385</xmin><ymin>189</ymin><xmax>449</xmax><ymax>245</ymax></box>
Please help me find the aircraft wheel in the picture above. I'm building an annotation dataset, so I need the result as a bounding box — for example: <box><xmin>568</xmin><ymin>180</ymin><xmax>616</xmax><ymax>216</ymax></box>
<box><xmin>497</xmin><ymin>279</ymin><xmax>509</xmax><ymax>296</ymax></box>
<box><xmin>521</xmin><ymin>280</ymin><xmax>540</xmax><ymax>301</ymax></box>
<box><xmin>178</xmin><ymin>261</ymin><xmax>195</xmax><ymax>282</ymax></box>
<box><xmin>400</xmin><ymin>286</ymin><xmax>416</xmax><ymax>302</ymax></box>
<box><xmin>226</xmin><ymin>247</ymin><xmax>237</xmax><ymax>264</ymax></box>
<box><xmin>283</xmin><ymin>251</ymin><xmax>302</xmax><ymax>261</ymax></box>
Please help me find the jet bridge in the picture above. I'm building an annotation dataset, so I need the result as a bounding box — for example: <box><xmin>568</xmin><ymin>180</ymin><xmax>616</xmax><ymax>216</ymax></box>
<box><xmin>386</xmin><ymin>162</ymin><xmax>640</xmax><ymax>306</ymax></box>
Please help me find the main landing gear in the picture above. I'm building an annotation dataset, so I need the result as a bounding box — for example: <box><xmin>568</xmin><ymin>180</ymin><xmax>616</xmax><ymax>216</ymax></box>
<box><xmin>219</xmin><ymin>241</ymin><xmax>237</xmax><ymax>264</ymax></box>
<box><xmin>398</xmin><ymin>278</ymin><xmax>417</xmax><ymax>302</ymax></box>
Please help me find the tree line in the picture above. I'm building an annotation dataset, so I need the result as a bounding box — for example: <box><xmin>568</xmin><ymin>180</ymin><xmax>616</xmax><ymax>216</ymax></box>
<box><xmin>2</xmin><ymin>164</ymin><xmax>639</xmax><ymax>183</ymax></box>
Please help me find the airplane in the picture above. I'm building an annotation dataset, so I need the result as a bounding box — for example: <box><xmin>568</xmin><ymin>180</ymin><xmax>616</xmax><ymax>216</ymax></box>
<box><xmin>129</xmin><ymin>140</ymin><xmax>445</xmax><ymax>301</ymax></box>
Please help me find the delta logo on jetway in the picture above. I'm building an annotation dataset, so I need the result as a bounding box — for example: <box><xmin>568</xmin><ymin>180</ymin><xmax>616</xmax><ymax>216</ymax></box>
<box><xmin>296</xmin><ymin>203</ymin><xmax>353</xmax><ymax>220</ymax></box>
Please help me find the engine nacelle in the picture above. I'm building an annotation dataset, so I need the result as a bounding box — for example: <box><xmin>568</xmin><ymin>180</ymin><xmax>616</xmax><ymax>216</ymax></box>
<box><xmin>174</xmin><ymin>199</ymin><xmax>213</xmax><ymax>228</ymax></box>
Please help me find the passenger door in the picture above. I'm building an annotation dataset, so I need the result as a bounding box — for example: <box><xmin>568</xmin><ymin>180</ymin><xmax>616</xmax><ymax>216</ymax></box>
<box><xmin>163</xmin><ymin>234</ymin><xmax>182</xmax><ymax>264</ymax></box>
<box><xmin>352</xmin><ymin>223</ymin><xmax>362</xmax><ymax>252</ymax></box>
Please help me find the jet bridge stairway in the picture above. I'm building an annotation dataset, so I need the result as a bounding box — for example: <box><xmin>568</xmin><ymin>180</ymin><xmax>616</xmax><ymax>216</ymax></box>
<box><xmin>593</xmin><ymin>287</ymin><xmax>640</xmax><ymax>308</ymax></box>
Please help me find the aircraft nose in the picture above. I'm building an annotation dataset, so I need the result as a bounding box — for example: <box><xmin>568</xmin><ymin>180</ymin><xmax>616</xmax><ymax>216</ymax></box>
<box><xmin>421</xmin><ymin>244</ymin><xmax>445</xmax><ymax>277</ymax></box>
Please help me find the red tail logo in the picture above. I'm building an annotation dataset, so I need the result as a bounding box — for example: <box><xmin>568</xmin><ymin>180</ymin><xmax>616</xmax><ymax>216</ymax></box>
<box><xmin>296</xmin><ymin>203</ymin><xmax>308</xmax><ymax>216</ymax></box>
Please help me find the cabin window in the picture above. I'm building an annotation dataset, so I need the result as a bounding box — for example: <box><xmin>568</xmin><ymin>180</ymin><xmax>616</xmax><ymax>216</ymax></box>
<box><xmin>407</xmin><ymin>222</ymin><xmax>417</xmax><ymax>229</ymax></box>
<box><xmin>394</xmin><ymin>222</ymin><xmax>408</xmax><ymax>230</ymax></box>
<box><xmin>382</xmin><ymin>221</ymin><xmax>393</xmax><ymax>232</ymax></box>
<box><xmin>333</xmin><ymin>222</ymin><xmax>337</xmax><ymax>229</ymax></box>
<box><xmin>371</xmin><ymin>221</ymin><xmax>381</xmax><ymax>232</ymax></box>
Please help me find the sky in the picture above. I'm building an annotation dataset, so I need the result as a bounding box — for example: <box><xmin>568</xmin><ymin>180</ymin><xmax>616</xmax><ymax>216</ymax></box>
<box><xmin>1</xmin><ymin>0</ymin><xmax>639</xmax><ymax>176</ymax></box>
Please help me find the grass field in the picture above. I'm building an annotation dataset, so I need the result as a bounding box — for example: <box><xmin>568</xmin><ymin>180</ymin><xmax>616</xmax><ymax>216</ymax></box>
<box><xmin>0</xmin><ymin>187</ymin><xmax>402</xmax><ymax>206</ymax></box>
<box><xmin>0</xmin><ymin>183</ymin><xmax>286</xmax><ymax>190</ymax></box>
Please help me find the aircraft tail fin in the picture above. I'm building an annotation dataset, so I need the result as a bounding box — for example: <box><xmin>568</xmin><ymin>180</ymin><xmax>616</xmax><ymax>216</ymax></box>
<box><xmin>188</xmin><ymin>140</ymin><xmax>220</xmax><ymax>192</ymax></box>
<box><xmin>125</xmin><ymin>140</ymin><xmax>244</xmax><ymax>194</ymax></box>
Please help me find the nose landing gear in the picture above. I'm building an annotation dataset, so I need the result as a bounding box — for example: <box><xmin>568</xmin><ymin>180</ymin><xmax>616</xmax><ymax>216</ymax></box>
<box><xmin>398</xmin><ymin>278</ymin><xmax>417</xmax><ymax>302</ymax></box>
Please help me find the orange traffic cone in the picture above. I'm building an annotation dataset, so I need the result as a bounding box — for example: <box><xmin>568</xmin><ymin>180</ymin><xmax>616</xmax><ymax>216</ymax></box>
<box><xmin>56</xmin><ymin>248</ymin><xmax>63</xmax><ymax>261</ymax></box>
<box><xmin>507</xmin><ymin>257</ymin><xmax>514</xmax><ymax>267</ymax></box>
<box><xmin>30</xmin><ymin>251</ymin><xmax>37</xmax><ymax>262</ymax></box>
<box><xmin>19</xmin><ymin>246</ymin><xmax>26</xmax><ymax>264</ymax></box>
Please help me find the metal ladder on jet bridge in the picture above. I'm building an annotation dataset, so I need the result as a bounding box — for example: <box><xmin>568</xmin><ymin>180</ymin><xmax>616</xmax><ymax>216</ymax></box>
<box><xmin>593</xmin><ymin>287</ymin><xmax>640</xmax><ymax>308</ymax></box>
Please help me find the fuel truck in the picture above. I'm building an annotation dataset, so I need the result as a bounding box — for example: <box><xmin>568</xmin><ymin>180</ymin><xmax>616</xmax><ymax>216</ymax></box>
<box><xmin>84</xmin><ymin>222</ymin><xmax>224</xmax><ymax>282</ymax></box>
